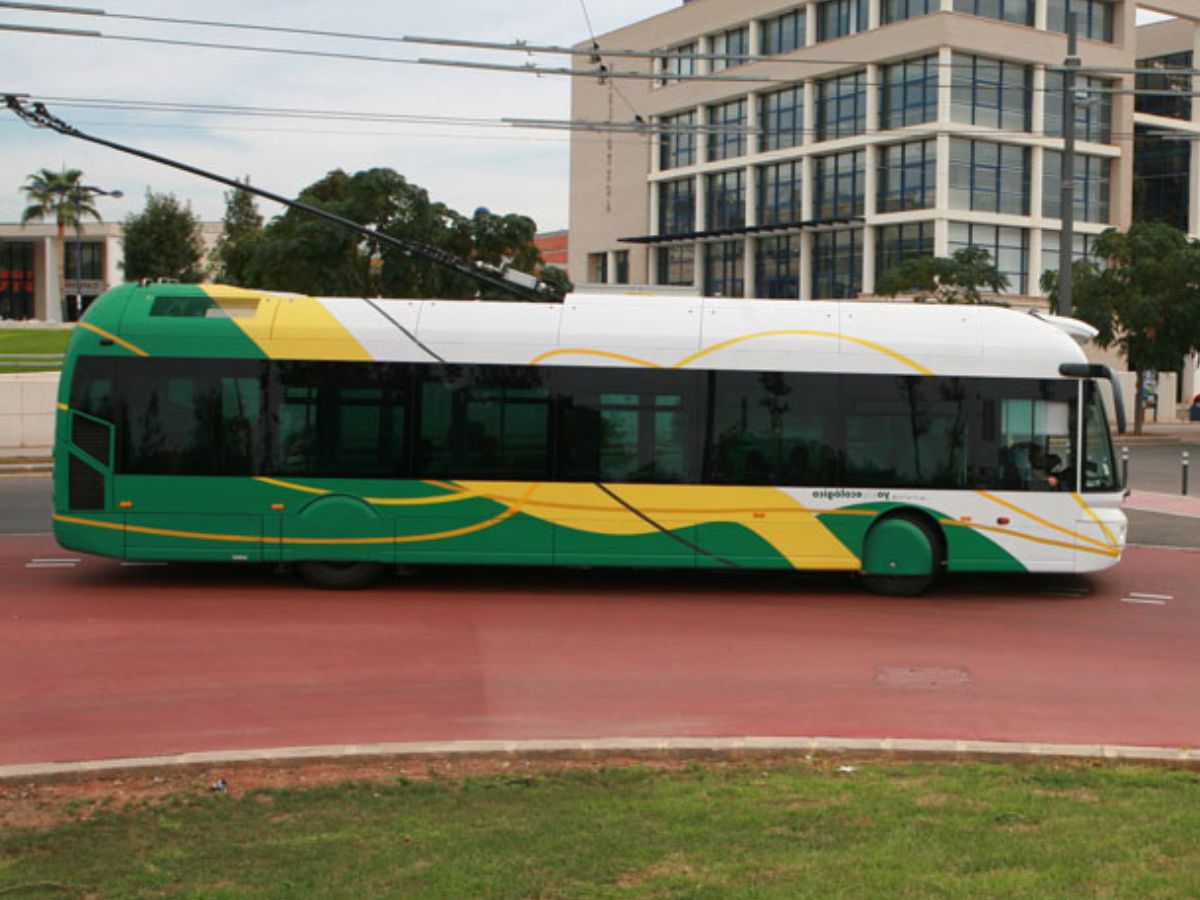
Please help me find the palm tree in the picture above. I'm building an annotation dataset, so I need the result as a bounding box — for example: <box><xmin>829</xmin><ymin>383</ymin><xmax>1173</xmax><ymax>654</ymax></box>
<box><xmin>20</xmin><ymin>168</ymin><xmax>103</xmax><ymax>319</ymax></box>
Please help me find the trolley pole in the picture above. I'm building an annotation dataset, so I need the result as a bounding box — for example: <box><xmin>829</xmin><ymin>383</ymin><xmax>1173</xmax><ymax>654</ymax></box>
<box><xmin>1057</xmin><ymin>10</ymin><xmax>1080</xmax><ymax>317</ymax></box>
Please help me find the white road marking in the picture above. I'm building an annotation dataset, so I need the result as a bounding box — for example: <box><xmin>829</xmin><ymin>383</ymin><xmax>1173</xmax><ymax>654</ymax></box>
<box><xmin>1128</xmin><ymin>592</ymin><xmax>1173</xmax><ymax>601</ymax></box>
<box><xmin>25</xmin><ymin>562</ymin><xmax>79</xmax><ymax>569</ymax></box>
<box><xmin>1121</xmin><ymin>597</ymin><xmax>1167</xmax><ymax>606</ymax></box>
<box><xmin>29</xmin><ymin>558</ymin><xmax>80</xmax><ymax>564</ymax></box>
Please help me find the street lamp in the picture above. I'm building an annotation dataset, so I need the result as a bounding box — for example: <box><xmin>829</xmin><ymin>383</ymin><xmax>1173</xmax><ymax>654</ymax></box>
<box><xmin>68</xmin><ymin>185</ymin><xmax>123</xmax><ymax>320</ymax></box>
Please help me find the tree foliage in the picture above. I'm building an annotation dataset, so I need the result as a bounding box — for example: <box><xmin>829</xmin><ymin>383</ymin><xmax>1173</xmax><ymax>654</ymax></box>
<box><xmin>1045</xmin><ymin>221</ymin><xmax>1200</xmax><ymax>433</ymax></box>
<box><xmin>121</xmin><ymin>191</ymin><xmax>205</xmax><ymax>283</ymax></box>
<box><xmin>233</xmin><ymin>168</ymin><xmax>545</xmax><ymax>299</ymax></box>
<box><xmin>211</xmin><ymin>180</ymin><xmax>263</xmax><ymax>286</ymax></box>
<box><xmin>875</xmin><ymin>247</ymin><xmax>1009</xmax><ymax>304</ymax></box>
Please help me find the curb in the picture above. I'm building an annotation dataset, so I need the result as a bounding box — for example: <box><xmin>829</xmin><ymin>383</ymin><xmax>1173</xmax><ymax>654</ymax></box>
<box><xmin>3</xmin><ymin>736</ymin><xmax>1199</xmax><ymax>782</ymax></box>
<box><xmin>0</xmin><ymin>463</ymin><xmax>52</xmax><ymax>474</ymax></box>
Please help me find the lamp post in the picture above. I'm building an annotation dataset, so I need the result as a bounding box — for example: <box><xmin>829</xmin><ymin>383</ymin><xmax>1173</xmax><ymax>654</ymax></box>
<box><xmin>68</xmin><ymin>185</ymin><xmax>123</xmax><ymax>320</ymax></box>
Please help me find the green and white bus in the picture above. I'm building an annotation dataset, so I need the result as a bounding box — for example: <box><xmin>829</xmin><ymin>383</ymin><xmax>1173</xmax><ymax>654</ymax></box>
<box><xmin>54</xmin><ymin>283</ymin><xmax>1126</xmax><ymax>594</ymax></box>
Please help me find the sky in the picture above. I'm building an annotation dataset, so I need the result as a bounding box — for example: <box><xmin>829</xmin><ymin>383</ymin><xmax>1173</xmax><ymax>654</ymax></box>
<box><xmin>0</xmin><ymin>2</ymin><xmax>1179</xmax><ymax>233</ymax></box>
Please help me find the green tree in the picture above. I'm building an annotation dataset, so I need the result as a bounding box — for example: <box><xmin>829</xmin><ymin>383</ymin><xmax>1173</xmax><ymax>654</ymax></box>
<box><xmin>211</xmin><ymin>179</ymin><xmax>263</xmax><ymax>286</ymax></box>
<box><xmin>1045</xmin><ymin>221</ymin><xmax>1200</xmax><ymax>434</ymax></box>
<box><xmin>20</xmin><ymin>167</ymin><xmax>103</xmax><ymax>318</ymax></box>
<box><xmin>244</xmin><ymin>168</ymin><xmax>545</xmax><ymax>299</ymax></box>
<box><xmin>875</xmin><ymin>247</ymin><xmax>1009</xmax><ymax>304</ymax></box>
<box><xmin>121</xmin><ymin>191</ymin><xmax>205</xmax><ymax>283</ymax></box>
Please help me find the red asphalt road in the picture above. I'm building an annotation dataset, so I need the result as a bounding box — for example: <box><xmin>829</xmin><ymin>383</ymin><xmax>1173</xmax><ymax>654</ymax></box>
<box><xmin>1</xmin><ymin>533</ymin><xmax>1198</xmax><ymax>767</ymax></box>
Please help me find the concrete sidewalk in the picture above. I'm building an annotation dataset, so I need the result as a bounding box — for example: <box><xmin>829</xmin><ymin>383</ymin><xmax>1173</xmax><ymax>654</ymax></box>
<box><xmin>1124</xmin><ymin>491</ymin><xmax>1200</xmax><ymax>519</ymax></box>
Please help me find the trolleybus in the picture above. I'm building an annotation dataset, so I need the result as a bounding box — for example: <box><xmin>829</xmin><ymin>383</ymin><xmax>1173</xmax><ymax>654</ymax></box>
<box><xmin>53</xmin><ymin>283</ymin><xmax>1126</xmax><ymax>594</ymax></box>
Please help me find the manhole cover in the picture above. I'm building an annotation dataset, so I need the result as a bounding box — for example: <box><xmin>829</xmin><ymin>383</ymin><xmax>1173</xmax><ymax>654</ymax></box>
<box><xmin>875</xmin><ymin>666</ymin><xmax>973</xmax><ymax>691</ymax></box>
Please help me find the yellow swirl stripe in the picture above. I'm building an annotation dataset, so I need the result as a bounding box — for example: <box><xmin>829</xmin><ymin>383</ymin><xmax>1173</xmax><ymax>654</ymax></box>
<box><xmin>78</xmin><ymin>321</ymin><xmax>149</xmax><ymax>357</ymax></box>
<box><xmin>976</xmin><ymin>490</ymin><xmax>1117</xmax><ymax>553</ymax></box>
<box><xmin>943</xmin><ymin>519</ymin><xmax>1120</xmax><ymax>558</ymax></box>
<box><xmin>528</xmin><ymin>348</ymin><xmax>659</xmax><ymax>368</ymax></box>
<box><xmin>1072</xmin><ymin>493</ymin><xmax>1119</xmax><ymax>548</ymax></box>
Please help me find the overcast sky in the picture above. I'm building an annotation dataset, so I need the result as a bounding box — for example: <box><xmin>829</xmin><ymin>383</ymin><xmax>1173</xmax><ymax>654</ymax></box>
<box><xmin>0</xmin><ymin>2</ymin><xmax>1177</xmax><ymax>233</ymax></box>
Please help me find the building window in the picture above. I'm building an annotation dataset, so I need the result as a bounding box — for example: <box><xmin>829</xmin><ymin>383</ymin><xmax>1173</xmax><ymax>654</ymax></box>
<box><xmin>817</xmin><ymin>0</ymin><xmax>868</xmax><ymax>43</ymax></box>
<box><xmin>711</xmin><ymin>26</ymin><xmax>749</xmax><ymax>72</ymax></box>
<box><xmin>761</xmin><ymin>9</ymin><xmax>806</xmax><ymax>55</ymax></box>
<box><xmin>1041</xmin><ymin>231</ymin><xmax>1102</xmax><ymax>285</ymax></box>
<box><xmin>1135</xmin><ymin>52</ymin><xmax>1193</xmax><ymax>121</ymax></box>
<box><xmin>1043</xmin><ymin>151</ymin><xmax>1111</xmax><ymax>223</ymax></box>
<box><xmin>816</xmin><ymin>70</ymin><xmax>867</xmax><ymax>141</ymax></box>
<box><xmin>948</xmin><ymin>222</ymin><xmax>1027</xmax><ymax>294</ymax></box>
<box><xmin>657</xmin><ymin>245</ymin><xmax>695</xmax><ymax>286</ymax></box>
<box><xmin>814</xmin><ymin>149</ymin><xmax>866</xmax><ymax>220</ymax></box>
<box><xmin>876</xmin><ymin>222</ymin><xmax>935</xmax><ymax>283</ymax></box>
<box><xmin>952</xmin><ymin>54</ymin><xmax>1032</xmax><ymax>133</ymax></box>
<box><xmin>882</xmin><ymin>0</ymin><xmax>937</xmax><ymax>24</ymax></box>
<box><xmin>659</xmin><ymin>178</ymin><xmax>696</xmax><ymax>236</ymax></box>
<box><xmin>1044</xmin><ymin>72</ymin><xmax>1113</xmax><ymax>142</ymax></box>
<box><xmin>758</xmin><ymin>161</ymin><xmax>804</xmax><ymax>226</ymax></box>
<box><xmin>949</xmin><ymin>138</ymin><xmax>1030</xmax><ymax>215</ymax></box>
<box><xmin>659</xmin><ymin>42</ymin><xmax>698</xmax><ymax>86</ymax></box>
<box><xmin>879</xmin><ymin>55</ymin><xmax>938</xmax><ymax>130</ymax></box>
<box><xmin>953</xmin><ymin>0</ymin><xmax>1033</xmax><ymax>26</ymax></box>
<box><xmin>613</xmin><ymin>251</ymin><xmax>630</xmax><ymax>285</ymax></box>
<box><xmin>660</xmin><ymin>111</ymin><xmax>697</xmax><ymax>170</ymax></box>
<box><xmin>812</xmin><ymin>228</ymin><xmax>863</xmax><ymax>299</ymax></box>
<box><xmin>707</xmin><ymin>98</ymin><xmax>748</xmax><ymax>162</ymax></box>
<box><xmin>756</xmin><ymin>236</ymin><xmax>801</xmax><ymax>299</ymax></box>
<box><xmin>64</xmin><ymin>241</ymin><xmax>104</xmax><ymax>281</ymax></box>
<box><xmin>704</xmin><ymin>240</ymin><xmax>745</xmax><ymax>297</ymax></box>
<box><xmin>0</xmin><ymin>241</ymin><xmax>35</xmax><ymax>320</ymax></box>
<box><xmin>759</xmin><ymin>86</ymin><xmax>804</xmax><ymax>152</ymax></box>
<box><xmin>877</xmin><ymin>140</ymin><xmax>936</xmax><ymax>213</ymax></box>
<box><xmin>706</xmin><ymin>170</ymin><xmax>747</xmax><ymax>231</ymax></box>
<box><xmin>588</xmin><ymin>253</ymin><xmax>608</xmax><ymax>284</ymax></box>
<box><xmin>1047</xmin><ymin>0</ymin><xmax>1114</xmax><ymax>43</ymax></box>
<box><xmin>1134</xmin><ymin>128</ymin><xmax>1191</xmax><ymax>231</ymax></box>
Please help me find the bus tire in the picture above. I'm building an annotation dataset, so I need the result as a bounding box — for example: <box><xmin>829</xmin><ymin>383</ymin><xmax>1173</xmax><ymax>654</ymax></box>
<box><xmin>860</xmin><ymin>512</ymin><xmax>942</xmax><ymax>597</ymax></box>
<box><xmin>297</xmin><ymin>561</ymin><xmax>384</xmax><ymax>591</ymax></box>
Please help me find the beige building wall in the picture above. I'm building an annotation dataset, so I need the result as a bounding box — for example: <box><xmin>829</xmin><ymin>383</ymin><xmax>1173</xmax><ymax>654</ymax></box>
<box><xmin>569</xmin><ymin>0</ymin><xmax>1140</xmax><ymax>298</ymax></box>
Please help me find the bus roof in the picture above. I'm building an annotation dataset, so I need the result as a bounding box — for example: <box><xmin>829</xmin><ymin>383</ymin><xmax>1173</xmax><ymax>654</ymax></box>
<box><xmin>82</xmin><ymin>284</ymin><xmax>1091</xmax><ymax>379</ymax></box>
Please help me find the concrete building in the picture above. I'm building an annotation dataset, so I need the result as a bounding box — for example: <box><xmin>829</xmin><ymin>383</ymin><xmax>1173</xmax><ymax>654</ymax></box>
<box><xmin>0</xmin><ymin>220</ymin><xmax>224</xmax><ymax>322</ymax></box>
<box><xmin>567</xmin><ymin>0</ymin><xmax>1199</xmax><ymax>412</ymax></box>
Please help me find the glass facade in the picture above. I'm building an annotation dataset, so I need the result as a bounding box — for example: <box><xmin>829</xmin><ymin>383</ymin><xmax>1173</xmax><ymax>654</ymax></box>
<box><xmin>0</xmin><ymin>241</ymin><xmax>35</xmax><ymax>320</ymax></box>
<box><xmin>1044</xmin><ymin>72</ymin><xmax>1113</xmax><ymax>143</ymax></box>
<box><xmin>659</xmin><ymin>111</ymin><xmax>697</xmax><ymax>171</ymax></box>
<box><xmin>881</xmin><ymin>0</ymin><xmax>937</xmax><ymax>24</ymax></box>
<box><xmin>1136</xmin><ymin>52</ymin><xmax>1193</xmax><ymax>121</ymax></box>
<box><xmin>948</xmin><ymin>222</ymin><xmax>1028</xmax><ymax>294</ymax></box>
<box><xmin>659</xmin><ymin>178</ymin><xmax>696</xmax><ymax>236</ymax></box>
<box><xmin>877</xmin><ymin>140</ymin><xmax>936</xmax><ymax>213</ymax></box>
<box><xmin>659</xmin><ymin>42</ymin><xmax>697</xmax><ymax>86</ymax></box>
<box><xmin>953</xmin><ymin>0</ymin><xmax>1033</xmax><ymax>26</ymax></box>
<box><xmin>952</xmin><ymin>54</ymin><xmax>1032</xmax><ymax>132</ymax></box>
<box><xmin>758</xmin><ymin>161</ymin><xmax>804</xmax><ymax>226</ymax></box>
<box><xmin>1043</xmin><ymin>151</ymin><xmax>1111</xmax><ymax>224</ymax></box>
<box><xmin>1041</xmin><ymin>231</ymin><xmax>1101</xmax><ymax>284</ymax></box>
<box><xmin>817</xmin><ymin>0</ymin><xmax>868</xmax><ymax>42</ymax></box>
<box><xmin>879</xmin><ymin>55</ymin><xmax>938</xmax><ymax>130</ymax></box>
<box><xmin>1133</xmin><ymin>128</ymin><xmax>1191</xmax><ymax>231</ymax></box>
<box><xmin>761</xmin><ymin>9</ymin><xmax>805</xmax><ymax>55</ymax></box>
<box><xmin>816</xmin><ymin>70</ymin><xmax>867</xmax><ymax>141</ymax></box>
<box><xmin>704</xmin><ymin>240</ymin><xmax>745</xmax><ymax>297</ymax></box>
<box><xmin>812</xmin><ymin>228</ymin><xmax>863</xmax><ymax>299</ymax></box>
<box><xmin>711</xmin><ymin>26</ymin><xmax>749</xmax><ymax>72</ymax></box>
<box><xmin>708</xmin><ymin>98</ymin><xmax>748</xmax><ymax>161</ymax></box>
<box><xmin>814</xmin><ymin>149</ymin><xmax>866</xmax><ymax>219</ymax></box>
<box><xmin>876</xmin><ymin>222</ymin><xmax>935</xmax><ymax>283</ymax></box>
<box><xmin>759</xmin><ymin>86</ymin><xmax>804</xmax><ymax>152</ymax></box>
<box><xmin>706</xmin><ymin>170</ymin><xmax>747</xmax><ymax>231</ymax></box>
<box><xmin>949</xmin><ymin>139</ymin><xmax>1030</xmax><ymax>215</ymax></box>
<box><xmin>1046</xmin><ymin>0</ymin><xmax>1114</xmax><ymax>43</ymax></box>
<box><xmin>755</xmin><ymin>236</ymin><xmax>802</xmax><ymax>299</ymax></box>
<box><xmin>657</xmin><ymin>245</ymin><xmax>696</xmax><ymax>286</ymax></box>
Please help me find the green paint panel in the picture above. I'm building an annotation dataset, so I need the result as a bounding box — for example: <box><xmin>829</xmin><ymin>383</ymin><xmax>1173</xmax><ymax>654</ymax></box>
<box><xmin>54</xmin><ymin>514</ymin><xmax>125</xmax><ymax>557</ymax></box>
<box><xmin>943</xmin><ymin>524</ymin><xmax>1027</xmax><ymax>573</ymax></box>
<box><xmin>396</xmin><ymin>512</ymin><xmax>555</xmax><ymax>565</ymax></box>
<box><xmin>124</xmin><ymin>513</ymin><xmax>265</xmax><ymax>561</ymax></box>
<box><xmin>692</xmin><ymin>522</ymin><xmax>793</xmax><ymax>570</ymax></box>
<box><xmin>554</xmin><ymin>524</ymin><xmax>697</xmax><ymax>568</ymax></box>
<box><xmin>283</xmin><ymin>495</ymin><xmax>392</xmax><ymax>563</ymax></box>
<box><xmin>862</xmin><ymin>516</ymin><xmax>934</xmax><ymax>576</ymax></box>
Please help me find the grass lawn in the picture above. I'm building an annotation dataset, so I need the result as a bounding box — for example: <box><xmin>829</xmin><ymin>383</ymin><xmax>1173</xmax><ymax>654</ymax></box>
<box><xmin>2</xmin><ymin>760</ymin><xmax>1199</xmax><ymax>898</ymax></box>
<box><xmin>0</xmin><ymin>329</ymin><xmax>71</xmax><ymax>373</ymax></box>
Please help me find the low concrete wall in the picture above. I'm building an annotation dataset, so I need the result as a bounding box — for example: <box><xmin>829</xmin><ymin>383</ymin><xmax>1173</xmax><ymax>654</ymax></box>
<box><xmin>0</xmin><ymin>372</ymin><xmax>59</xmax><ymax>453</ymax></box>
